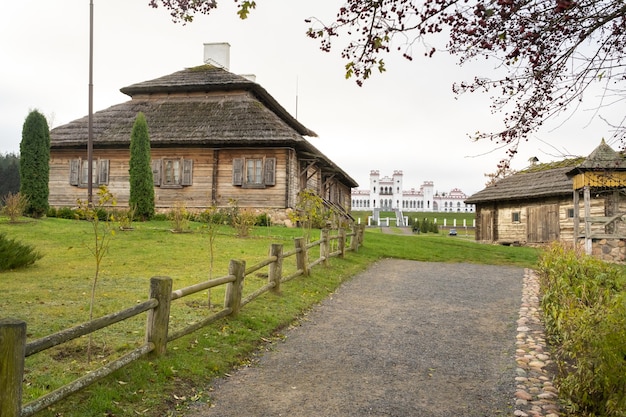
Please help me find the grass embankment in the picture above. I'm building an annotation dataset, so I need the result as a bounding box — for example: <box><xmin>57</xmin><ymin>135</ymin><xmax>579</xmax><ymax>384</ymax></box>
<box><xmin>352</xmin><ymin>210</ymin><xmax>476</xmax><ymax>227</ymax></box>
<box><xmin>0</xmin><ymin>217</ymin><xmax>538</xmax><ymax>417</ymax></box>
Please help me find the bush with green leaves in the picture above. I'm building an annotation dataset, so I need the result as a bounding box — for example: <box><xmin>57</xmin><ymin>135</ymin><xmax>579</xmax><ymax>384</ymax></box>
<box><xmin>256</xmin><ymin>212</ymin><xmax>271</xmax><ymax>227</ymax></box>
<box><xmin>226</xmin><ymin>199</ymin><xmax>257</xmax><ymax>237</ymax></box>
<box><xmin>538</xmin><ymin>243</ymin><xmax>626</xmax><ymax>416</ymax></box>
<box><xmin>168</xmin><ymin>201</ymin><xmax>191</xmax><ymax>232</ymax></box>
<box><xmin>288</xmin><ymin>189</ymin><xmax>334</xmax><ymax>241</ymax></box>
<box><xmin>56</xmin><ymin>207</ymin><xmax>76</xmax><ymax>219</ymax></box>
<box><xmin>0</xmin><ymin>233</ymin><xmax>43</xmax><ymax>271</ymax></box>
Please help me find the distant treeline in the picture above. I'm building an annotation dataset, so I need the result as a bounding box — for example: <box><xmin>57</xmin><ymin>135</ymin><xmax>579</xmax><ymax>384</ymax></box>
<box><xmin>0</xmin><ymin>153</ymin><xmax>20</xmax><ymax>202</ymax></box>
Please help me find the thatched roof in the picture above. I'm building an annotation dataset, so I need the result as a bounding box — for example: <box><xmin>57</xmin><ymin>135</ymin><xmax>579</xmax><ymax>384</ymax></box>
<box><xmin>51</xmin><ymin>96</ymin><xmax>310</xmax><ymax>147</ymax></box>
<box><xmin>51</xmin><ymin>65</ymin><xmax>316</xmax><ymax>147</ymax></box>
<box><xmin>49</xmin><ymin>65</ymin><xmax>359</xmax><ymax>188</ymax></box>
<box><xmin>465</xmin><ymin>162</ymin><xmax>579</xmax><ymax>204</ymax></box>
<box><xmin>120</xmin><ymin>65</ymin><xmax>316</xmax><ymax>137</ymax></box>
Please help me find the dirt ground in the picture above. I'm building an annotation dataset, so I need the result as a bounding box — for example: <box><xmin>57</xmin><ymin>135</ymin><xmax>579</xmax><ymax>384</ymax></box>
<box><xmin>184</xmin><ymin>259</ymin><xmax>523</xmax><ymax>417</ymax></box>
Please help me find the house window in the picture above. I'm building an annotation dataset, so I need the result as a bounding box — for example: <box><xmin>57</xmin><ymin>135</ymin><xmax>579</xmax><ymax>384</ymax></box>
<box><xmin>246</xmin><ymin>158</ymin><xmax>263</xmax><ymax>184</ymax></box>
<box><xmin>232</xmin><ymin>157</ymin><xmax>276</xmax><ymax>188</ymax></box>
<box><xmin>70</xmin><ymin>158</ymin><xmax>109</xmax><ymax>187</ymax></box>
<box><xmin>567</xmin><ymin>208</ymin><xmax>575</xmax><ymax>218</ymax></box>
<box><xmin>164</xmin><ymin>159</ymin><xmax>180</xmax><ymax>185</ymax></box>
<box><xmin>512</xmin><ymin>211</ymin><xmax>521</xmax><ymax>223</ymax></box>
<box><xmin>152</xmin><ymin>158</ymin><xmax>193</xmax><ymax>188</ymax></box>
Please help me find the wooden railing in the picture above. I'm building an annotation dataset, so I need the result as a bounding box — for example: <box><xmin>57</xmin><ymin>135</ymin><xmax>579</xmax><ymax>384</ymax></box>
<box><xmin>0</xmin><ymin>225</ymin><xmax>365</xmax><ymax>417</ymax></box>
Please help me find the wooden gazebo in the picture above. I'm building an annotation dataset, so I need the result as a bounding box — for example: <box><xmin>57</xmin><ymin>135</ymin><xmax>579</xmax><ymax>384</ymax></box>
<box><xmin>567</xmin><ymin>139</ymin><xmax>626</xmax><ymax>255</ymax></box>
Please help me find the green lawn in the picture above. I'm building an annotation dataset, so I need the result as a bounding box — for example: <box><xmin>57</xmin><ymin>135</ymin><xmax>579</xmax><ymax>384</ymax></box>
<box><xmin>0</xmin><ymin>216</ymin><xmax>538</xmax><ymax>416</ymax></box>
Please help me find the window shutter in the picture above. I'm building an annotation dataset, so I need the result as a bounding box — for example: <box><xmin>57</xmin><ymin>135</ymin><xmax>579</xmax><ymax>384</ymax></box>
<box><xmin>98</xmin><ymin>159</ymin><xmax>109</xmax><ymax>185</ymax></box>
<box><xmin>232</xmin><ymin>158</ymin><xmax>243</xmax><ymax>185</ymax></box>
<box><xmin>151</xmin><ymin>160</ymin><xmax>161</xmax><ymax>186</ymax></box>
<box><xmin>182</xmin><ymin>159</ymin><xmax>193</xmax><ymax>186</ymax></box>
<box><xmin>69</xmin><ymin>158</ymin><xmax>80</xmax><ymax>185</ymax></box>
<box><xmin>264</xmin><ymin>157</ymin><xmax>276</xmax><ymax>186</ymax></box>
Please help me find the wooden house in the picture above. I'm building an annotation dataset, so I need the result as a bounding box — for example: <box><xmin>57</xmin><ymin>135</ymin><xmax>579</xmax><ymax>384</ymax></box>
<box><xmin>48</xmin><ymin>45</ymin><xmax>358</xmax><ymax>225</ymax></box>
<box><xmin>465</xmin><ymin>140</ymin><xmax>626</xmax><ymax>260</ymax></box>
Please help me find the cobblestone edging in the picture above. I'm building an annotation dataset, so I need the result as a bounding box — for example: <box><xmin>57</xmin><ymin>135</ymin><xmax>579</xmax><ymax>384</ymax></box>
<box><xmin>513</xmin><ymin>269</ymin><xmax>561</xmax><ymax>417</ymax></box>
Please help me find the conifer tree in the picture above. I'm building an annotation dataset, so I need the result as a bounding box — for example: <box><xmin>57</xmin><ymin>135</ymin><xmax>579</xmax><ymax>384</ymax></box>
<box><xmin>0</xmin><ymin>153</ymin><xmax>20</xmax><ymax>201</ymax></box>
<box><xmin>129</xmin><ymin>112</ymin><xmax>155</xmax><ymax>220</ymax></box>
<box><xmin>20</xmin><ymin>110</ymin><xmax>50</xmax><ymax>217</ymax></box>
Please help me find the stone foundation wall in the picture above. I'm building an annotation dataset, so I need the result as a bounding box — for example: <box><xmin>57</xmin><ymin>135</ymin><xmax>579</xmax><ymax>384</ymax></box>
<box><xmin>589</xmin><ymin>239</ymin><xmax>626</xmax><ymax>263</ymax></box>
<box><xmin>156</xmin><ymin>207</ymin><xmax>296</xmax><ymax>227</ymax></box>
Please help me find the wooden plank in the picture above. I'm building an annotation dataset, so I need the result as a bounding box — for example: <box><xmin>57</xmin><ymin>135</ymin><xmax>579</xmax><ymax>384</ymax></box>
<box><xmin>26</xmin><ymin>299</ymin><xmax>158</xmax><ymax>356</ymax></box>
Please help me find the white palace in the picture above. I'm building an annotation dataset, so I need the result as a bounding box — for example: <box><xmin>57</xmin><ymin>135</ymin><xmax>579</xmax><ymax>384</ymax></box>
<box><xmin>352</xmin><ymin>170</ymin><xmax>475</xmax><ymax>213</ymax></box>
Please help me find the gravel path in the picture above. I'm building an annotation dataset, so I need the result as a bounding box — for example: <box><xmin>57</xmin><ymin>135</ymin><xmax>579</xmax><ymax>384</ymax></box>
<box><xmin>184</xmin><ymin>259</ymin><xmax>536</xmax><ymax>417</ymax></box>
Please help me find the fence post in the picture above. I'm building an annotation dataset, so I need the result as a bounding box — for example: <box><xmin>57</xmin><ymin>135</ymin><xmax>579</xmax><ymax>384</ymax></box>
<box><xmin>338</xmin><ymin>228</ymin><xmax>346</xmax><ymax>258</ymax></box>
<box><xmin>294</xmin><ymin>237</ymin><xmax>309</xmax><ymax>276</ymax></box>
<box><xmin>321</xmin><ymin>228</ymin><xmax>330</xmax><ymax>267</ymax></box>
<box><xmin>0</xmin><ymin>318</ymin><xmax>26</xmax><ymax>417</ymax></box>
<box><xmin>146</xmin><ymin>276</ymin><xmax>173</xmax><ymax>358</ymax></box>
<box><xmin>350</xmin><ymin>225</ymin><xmax>359</xmax><ymax>251</ymax></box>
<box><xmin>358</xmin><ymin>224</ymin><xmax>365</xmax><ymax>246</ymax></box>
<box><xmin>269</xmin><ymin>243</ymin><xmax>283</xmax><ymax>294</ymax></box>
<box><xmin>225</xmin><ymin>259</ymin><xmax>246</xmax><ymax>316</ymax></box>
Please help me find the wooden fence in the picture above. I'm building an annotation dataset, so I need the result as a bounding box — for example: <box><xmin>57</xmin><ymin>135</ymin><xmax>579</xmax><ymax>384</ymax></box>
<box><xmin>0</xmin><ymin>225</ymin><xmax>365</xmax><ymax>417</ymax></box>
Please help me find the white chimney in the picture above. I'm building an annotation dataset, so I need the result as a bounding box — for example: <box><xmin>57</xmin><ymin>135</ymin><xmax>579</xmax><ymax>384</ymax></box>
<box><xmin>239</xmin><ymin>74</ymin><xmax>256</xmax><ymax>82</ymax></box>
<box><xmin>203</xmin><ymin>42</ymin><xmax>230</xmax><ymax>70</ymax></box>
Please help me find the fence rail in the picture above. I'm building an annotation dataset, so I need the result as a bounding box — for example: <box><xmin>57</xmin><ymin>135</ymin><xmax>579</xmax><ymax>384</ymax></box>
<box><xmin>0</xmin><ymin>225</ymin><xmax>365</xmax><ymax>417</ymax></box>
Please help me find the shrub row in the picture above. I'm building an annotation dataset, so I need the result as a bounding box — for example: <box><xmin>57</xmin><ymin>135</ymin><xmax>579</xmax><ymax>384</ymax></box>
<box><xmin>411</xmin><ymin>218</ymin><xmax>439</xmax><ymax>234</ymax></box>
<box><xmin>538</xmin><ymin>243</ymin><xmax>626</xmax><ymax>416</ymax></box>
<box><xmin>46</xmin><ymin>206</ymin><xmax>272</xmax><ymax>227</ymax></box>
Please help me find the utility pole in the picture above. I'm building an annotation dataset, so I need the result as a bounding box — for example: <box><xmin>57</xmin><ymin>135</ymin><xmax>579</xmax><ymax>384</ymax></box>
<box><xmin>87</xmin><ymin>0</ymin><xmax>94</xmax><ymax>203</ymax></box>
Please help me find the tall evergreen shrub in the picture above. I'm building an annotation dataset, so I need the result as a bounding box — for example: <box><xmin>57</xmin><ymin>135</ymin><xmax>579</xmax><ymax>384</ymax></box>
<box><xmin>128</xmin><ymin>112</ymin><xmax>155</xmax><ymax>220</ymax></box>
<box><xmin>20</xmin><ymin>110</ymin><xmax>50</xmax><ymax>217</ymax></box>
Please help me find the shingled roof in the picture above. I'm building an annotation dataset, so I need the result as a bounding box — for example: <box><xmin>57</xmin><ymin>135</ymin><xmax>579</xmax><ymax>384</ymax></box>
<box><xmin>567</xmin><ymin>138</ymin><xmax>626</xmax><ymax>174</ymax></box>
<box><xmin>465</xmin><ymin>140</ymin><xmax>626</xmax><ymax>204</ymax></box>
<box><xmin>49</xmin><ymin>65</ymin><xmax>358</xmax><ymax>187</ymax></box>
<box><xmin>464</xmin><ymin>161</ymin><xmax>580</xmax><ymax>204</ymax></box>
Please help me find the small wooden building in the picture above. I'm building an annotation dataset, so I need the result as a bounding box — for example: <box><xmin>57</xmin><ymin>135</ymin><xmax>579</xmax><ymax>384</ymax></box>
<box><xmin>48</xmin><ymin>49</ymin><xmax>357</xmax><ymax>225</ymax></box>
<box><xmin>466</xmin><ymin>140</ymin><xmax>626</xmax><ymax>261</ymax></box>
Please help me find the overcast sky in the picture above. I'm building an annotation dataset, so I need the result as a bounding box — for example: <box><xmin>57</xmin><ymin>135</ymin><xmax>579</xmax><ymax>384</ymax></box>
<box><xmin>0</xmin><ymin>1</ymin><xmax>620</xmax><ymax>195</ymax></box>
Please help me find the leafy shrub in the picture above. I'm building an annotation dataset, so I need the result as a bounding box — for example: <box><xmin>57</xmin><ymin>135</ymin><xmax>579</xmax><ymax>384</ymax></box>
<box><xmin>0</xmin><ymin>232</ymin><xmax>43</xmax><ymax>271</ymax></box>
<box><xmin>117</xmin><ymin>205</ymin><xmax>136</xmax><ymax>230</ymax></box>
<box><xmin>57</xmin><ymin>207</ymin><xmax>76</xmax><ymax>219</ymax></box>
<box><xmin>46</xmin><ymin>206</ymin><xmax>57</xmax><ymax>218</ymax></box>
<box><xmin>152</xmin><ymin>213</ymin><xmax>168</xmax><ymax>221</ymax></box>
<box><xmin>169</xmin><ymin>201</ymin><xmax>190</xmax><ymax>232</ymax></box>
<box><xmin>196</xmin><ymin>207</ymin><xmax>229</xmax><ymax>225</ymax></box>
<box><xmin>256</xmin><ymin>212</ymin><xmax>271</xmax><ymax>227</ymax></box>
<box><xmin>288</xmin><ymin>190</ymin><xmax>334</xmax><ymax>241</ymax></box>
<box><xmin>538</xmin><ymin>242</ymin><xmax>626</xmax><ymax>416</ymax></box>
